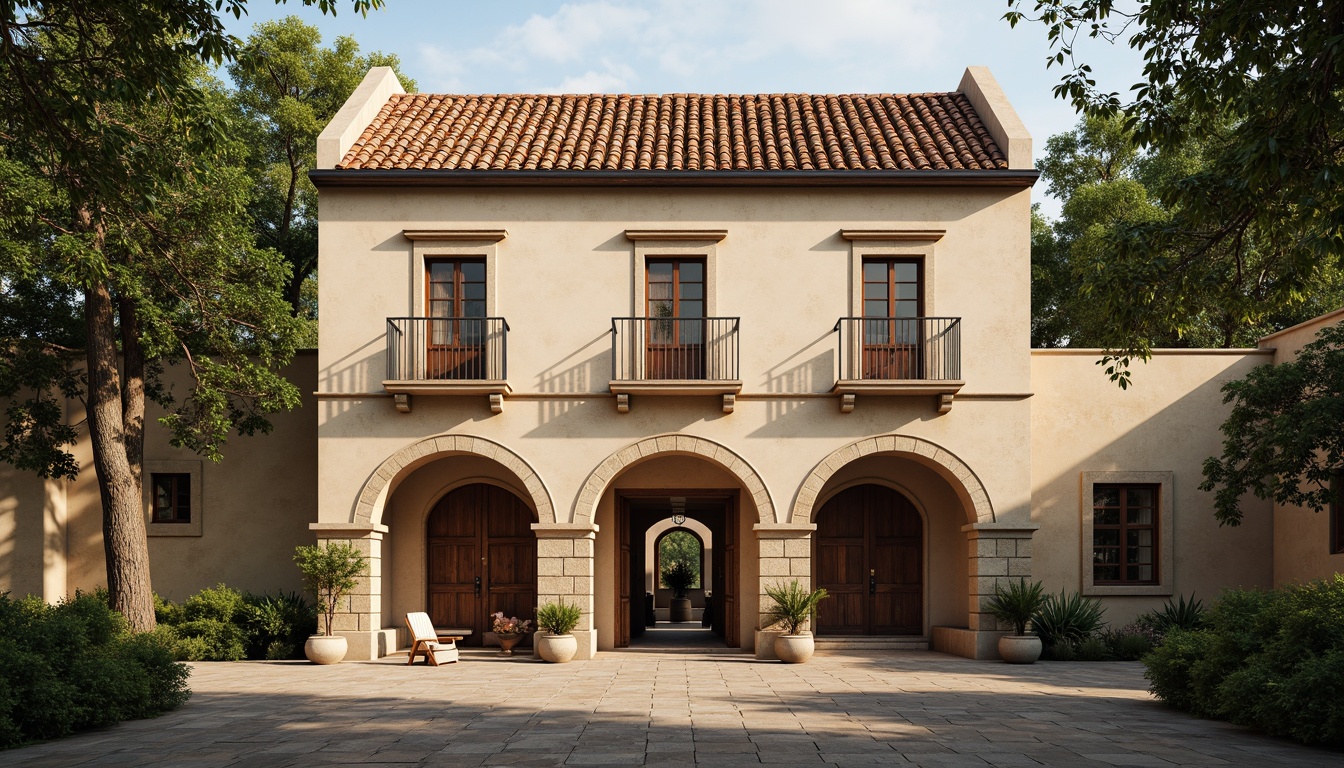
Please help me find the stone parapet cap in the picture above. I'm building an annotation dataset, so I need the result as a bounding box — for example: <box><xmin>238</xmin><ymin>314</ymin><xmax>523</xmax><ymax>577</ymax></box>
<box><xmin>753</xmin><ymin>523</ymin><xmax>817</xmax><ymax>538</ymax></box>
<box><xmin>531</xmin><ymin>523</ymin><xmax>600</xmax><ymax>538</ymax></box>
<box><xmin>310</xmin><ymin>523</ymin><xmax>389</xmax><ymax>537</ymax></box>
<box><xmin>961</xmin><ymin>522</ymin><xmax>1039</xmax><ymax>538</ymax></box>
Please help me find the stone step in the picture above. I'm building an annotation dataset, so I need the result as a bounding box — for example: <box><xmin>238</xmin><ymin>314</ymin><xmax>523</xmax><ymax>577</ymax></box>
<box><xmin>814</xmin><ymin>636</ymin><xmax>930</xmax><ymax>651</ymax></box>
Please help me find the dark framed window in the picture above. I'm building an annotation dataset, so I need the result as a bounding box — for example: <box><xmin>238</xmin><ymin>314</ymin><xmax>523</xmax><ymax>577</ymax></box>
<box><xmin>1092</xmin><ymin>484</ymin><xmax>1158</xmax><ymax>584</ymax></box>
<box><xmin>1331</xmin><ymin>469</ymin><xmax>1344</xmax><ymax>555</ymax></box>
<box><xmin>426</xmin><ymin>259</ymin><xmax>486</xmax><ymax>345</ymax></box>
<box><xmin>152</xmin><ymin>473</ymin><xmax>191</xmax><ymax>524</ymax></box>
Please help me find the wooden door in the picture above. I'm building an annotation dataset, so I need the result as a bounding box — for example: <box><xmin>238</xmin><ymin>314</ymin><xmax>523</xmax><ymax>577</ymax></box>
<box><xmin>721</xmin><ymin>496</ymin><xmax>739</xmax><ymax>648</ymax></box>
<box><xmin>426</xmin><ymin>483</ymin><xmax>536</xmax><ymax>646</ymax></box>
<box><xmin>645</xmin><ymin>258</ymin><xmax>705</xmax><ymax>379</ymax></box>
<box><xmin>617</xmin><ymin>499</ymin><xmax>631</xmax><ymax>647</ymax></box>
<box><xmin>814</xmin><ymin>484</ymin><xmax>922</xmax><ymax>635</ymax></box>
<box><xmin>426</xmin><ymin>259</ymin><xmax>487</xmax><ymax>379</ymax></box>
<box><xmin>862</xmin><ymin>259</ymin><xmax>921</xmax><ymax>380</ymax></box>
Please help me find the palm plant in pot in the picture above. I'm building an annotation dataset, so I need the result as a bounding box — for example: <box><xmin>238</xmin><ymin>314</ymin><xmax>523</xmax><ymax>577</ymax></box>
<box><xmin>762</xmin><ymin>579</ymin><xmax>829</xmax><ymax>663</ymax></box>
<box><xmin>535</xmin><ymin>599</ymin><xmax>582</xmax><ymax>663</ymax></box>
<box><xmin>294</xmin><ymin>542</ymin><xmax>367</xmax><ymax>664</ymax></box>
<box><xmin>985</xmin><ymin>578</ymin><xmax>1046</xmax><ymax>664</ymax></box>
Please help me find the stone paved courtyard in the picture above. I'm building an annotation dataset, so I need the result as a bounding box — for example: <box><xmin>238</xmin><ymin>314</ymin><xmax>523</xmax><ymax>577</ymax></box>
<box><xmin>8</xmin><ymin>649</ymin><xmax>1340</xmax><ymax>767</ymax></box>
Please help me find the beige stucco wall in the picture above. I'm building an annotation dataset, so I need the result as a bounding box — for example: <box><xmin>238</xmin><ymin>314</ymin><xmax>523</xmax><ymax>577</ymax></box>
<box><xmin>1258</xmin><ymin>309</ymin><xmax>1344</xmax><ymax>585</ymax></box>
<box><xmin>1030</xmin><ymin>349</ymin><xmax>1276</xmax><ymax>626</ymax></box>
<box><xmin>4</xmin><ymin>352</ymin><xmax>319</xmax><ymax>603</ymax></box>
<box><xmin>315</xmin><ymin>182</ymin><xmax>1034</xmax><ymax>653</ymax></box>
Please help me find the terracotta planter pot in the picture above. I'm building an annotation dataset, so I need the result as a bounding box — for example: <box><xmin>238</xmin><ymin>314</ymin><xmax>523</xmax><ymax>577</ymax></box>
<box><xmin>669</xmin><ymin>597</ymin><xmax>693</xmax><ymax>623</ymax></box>
<box><xmin>773</xmin><ymin>633</ymin><xmax>814</xmax><ymax>663</ymax></box>
<box><xmin>497</xmin><ymin>633</ymin><xmax>524</xmax><ymax>656</ymax></box>
<box><xmin>998</xmin><ymin>634</ymin><xmax>1043</xmax><ymax>664</ymax></box>
<box><xmin>537</xmin><ymin>633</ymin><xmax>578</xmax><ymax>663</ymax></box>
<box><xmin>304</xmin><ymin>634</ymin><xmax>348</xmax><ymax>665</ymax></box>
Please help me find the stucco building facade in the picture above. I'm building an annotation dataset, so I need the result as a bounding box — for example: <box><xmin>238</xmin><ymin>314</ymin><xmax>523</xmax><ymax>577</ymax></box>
<box><xmin>1</xmin><ymin>67</ymin><xmax>1339</xmax><ymax>661</ymax></box>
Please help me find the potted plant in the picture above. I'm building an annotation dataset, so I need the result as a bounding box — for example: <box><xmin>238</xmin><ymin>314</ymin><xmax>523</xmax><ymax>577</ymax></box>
<box><xmin>985</xmin><ymin>578</ymin><xmax>1047</xmax><ymax>664</ymax></box>
<box><xmin>491</xmin><ymin>612</ymin><xmax>532</xmax><ymax>656</ymax></box>
<box><xmin>762</xmin><ymin>579</ymin><xmax>829</xmax><ymax>663</ymax></box>
<box><xmin>663</xmin><ymin>560</ymin><xmax>696</xmax><ymax>623</ymax></box>
<box><xmin>535</xmin><ymin>599</ymin><xmax>582</xmax><ymax>663</ymax></box>
<box><xmin>293</xmin><ymin>542</ymin><xmax>367</xmax><ymax>664</ymax></box>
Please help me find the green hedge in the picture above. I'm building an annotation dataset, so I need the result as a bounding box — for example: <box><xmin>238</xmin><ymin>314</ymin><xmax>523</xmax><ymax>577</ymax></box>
<box><xmin>154</xmin><ymin>585</ymin><xmax>316</xmax><ymax>661</ymax></box>
<box><xmin>1144</xmin><ymin>576</ymin><xmax>1344</xmax><ymax>747</ymax></box>
<box><xmin>0</xmin><ymin>592</ymin><xmax>190</xmax><ymax>749</ymax></box>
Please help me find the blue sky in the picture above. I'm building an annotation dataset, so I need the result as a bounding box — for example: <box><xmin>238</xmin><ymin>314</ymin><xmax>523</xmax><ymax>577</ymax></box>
<box><xmin>223</xmin><ymin>1</ymin><xmax>1147</xmax><ymax>217</ymax></box>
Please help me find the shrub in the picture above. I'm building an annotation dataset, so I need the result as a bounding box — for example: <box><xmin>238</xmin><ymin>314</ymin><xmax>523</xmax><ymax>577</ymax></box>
<box><xmin>154</xmin><ymin>585</ymin><xmax>248</xmax><ymax>661</ymax></box>
<box><xmin>1045</xmin><ymin>641</ymin><xmax>1077</xmax><ymax>661</ymax></box>
<box><xmin>244</xmin><ymin>591</ymin><xmax>317</xmax><ymax>660</ymax></box>
<box><xmin>1143</xmin><ymin>576</ymin><xmax>1344</xmax><ymax>747</ymax></box>
<box><xmin>536</xmin><ymin>600</ymin><xmax>582</xmax><ymax>635</ymax></box>
<box><xmin>1136</xmin><ymin>593</ymin><xmax>1205</xmax><ymax>644</ymax></box>
<box><xmin>1075</xmin><ymin>636</ymin><xmax>1111</xmax><ymax>661</ymax></box>
<box><xmin>1104</xmin><ymin>626</ymin><xmax>1156</xmax><ymax>661</ymax></box>
<box><xmin>1032</xmin><ymin>590</ymin><xmax>1106</xmax><ymax>649</ymax></box>
<box><xmin>0</xmin><ymin>592</ymin><xmax>190</xmax><ymax>749</ymax></box>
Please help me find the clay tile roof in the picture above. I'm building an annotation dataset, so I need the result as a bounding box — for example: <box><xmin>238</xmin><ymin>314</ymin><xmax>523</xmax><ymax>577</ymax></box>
<box><xmin>339</xmin><ymin>93</ymin><xmax>1008</xmax><ymax>172</ymax></box>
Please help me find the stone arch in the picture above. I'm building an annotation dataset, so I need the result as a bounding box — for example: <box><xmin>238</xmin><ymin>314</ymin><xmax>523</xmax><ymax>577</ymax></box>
<box><xmin>573</xmin><ymin>434</ymin><xmax>775</xmax><ymax>525</ymax></box>
<box><xmin>353</xmin><ymin>435</ymin><xmax>556</xmax><ymax>527</ymax></box>
<box><xmin>791</xmin><ymin>435</ymin><xmax>993</xmax><ymax>525</ymax></box>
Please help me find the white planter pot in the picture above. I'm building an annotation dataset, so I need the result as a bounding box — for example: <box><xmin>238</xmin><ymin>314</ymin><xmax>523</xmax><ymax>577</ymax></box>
<box><xmin>998</xmin><ymin>634</ymin><xmax>1043</xmax><ymax>664</ymax></box>
<box><xmin>304</xmin><ymin>634</ymin><xmax>348</xmax><ymax>665</ymax></box>
<box><xmin>669</xmin><ymin>597</ymin><xmax>693</xmax><ymax>623</ymax></box>
<box><xmin>773</xmin><ymin>633</ymin><xmax>815</xmax><ymax>663</ymax></box>
<box><xmin>536</xmin><ymin>633</ymin><xmax>578</xmax><ymax>663</ymax></box>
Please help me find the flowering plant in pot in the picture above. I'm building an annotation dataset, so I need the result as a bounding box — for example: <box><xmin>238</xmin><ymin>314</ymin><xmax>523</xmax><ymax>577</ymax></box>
<box><xmin>535</xmin><ymin>599</ymin><xmax>582</xmax><ymax>663</ymax></box>
<box><xmin>294</xmin><ymin>542</ymin><xmax>367</xmax><ymax>664</ymax></box>
<box><xmin>491</xmin><ymin>612</ymin><xmax>532</xmax><ymax>656</ymax></box>
<box><xmin>762</xmin><ymin>579</ymin><xmax>829</xmax><ymax>663</ymax></box>
<box><xmin>985</xmin><ymin>578</ymin><xmax>1046</xmax><ymax>664</ymax></box>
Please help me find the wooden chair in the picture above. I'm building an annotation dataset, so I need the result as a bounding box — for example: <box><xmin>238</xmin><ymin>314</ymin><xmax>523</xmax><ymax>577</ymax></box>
<box><xmin>405</xmin><ymin>612</ymin><xmax>467</xmax><ymax>666</ymax></box>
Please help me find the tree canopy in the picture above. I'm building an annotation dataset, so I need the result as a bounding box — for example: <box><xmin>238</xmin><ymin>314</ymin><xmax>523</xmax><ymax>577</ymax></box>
<box><xmin>1007</xmin><ymin>1</ymin><xmax>1344</xmax><ymax>382</ymax></box>
<box><xmin>1201</xmin><ymin>324</ymin><xmax>1344</xmax><ymax>525</ymax></box>
<box><xmin>0</xmin><ymin>0</ymin><xmax>384</xmax><ymax>631</ymax></box>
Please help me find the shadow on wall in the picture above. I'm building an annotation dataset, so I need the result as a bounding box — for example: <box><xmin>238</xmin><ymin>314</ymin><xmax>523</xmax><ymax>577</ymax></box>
<box><xmin>531</xmin><ymin>333</ymin><xmax>609</xmax><ymax>429</ymax></box>
<box><xmin>1031</xmin><ymin>358</ymin><xmax>1275</xmax><ymax>619</ymax></box>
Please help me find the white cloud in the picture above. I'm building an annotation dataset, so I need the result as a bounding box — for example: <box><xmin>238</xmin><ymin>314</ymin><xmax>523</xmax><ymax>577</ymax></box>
<box><xmin>539</xmin><ymin>59</ymin><xmax>637</xmax><ymax>93</ymax></box>
<box><xmin>499</xmin><ymin>2</ymin><xmax>651</xmax><ymax>63</ymax></box>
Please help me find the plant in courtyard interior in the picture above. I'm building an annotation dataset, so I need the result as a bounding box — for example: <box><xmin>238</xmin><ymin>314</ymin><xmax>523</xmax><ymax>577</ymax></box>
<box><xmin>1032</xmin><ymin>589</ymin><xmax>1106</xmax><ymax>657</ymax></box>
<box><xmin>293</xmin><ymin>543</ymin><xmax>367</xmax><ymax>664</ymax></box>
<box><xmin>535</xmin><ymin>600</ymin><xmax>583</xmax><ymax>663</ymax></box>
<box><xmin>662</xmin><ymin>560</ymin><xmax>697</xmax><ymax>600</ymax></box>
<box><xmin>763</xmin><ymin>579</ymin><xmax>829</xmax><ymax>663</ymax></box>
<box><xmin>986</xmin><ymin>579</ymin><xmax>1048</xmax><ymax>664</ymax></box>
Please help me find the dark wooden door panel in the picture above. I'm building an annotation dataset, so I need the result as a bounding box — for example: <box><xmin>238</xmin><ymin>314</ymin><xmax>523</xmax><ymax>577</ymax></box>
<box><xmin>814</xmin><ymin>484</ymin><xmax>923</xmax><ymax>636</ymax></box>
<box><xmin>427</xmin><ymin>483</ymin><xmax>536</xmax><ymax>646</ymax></box>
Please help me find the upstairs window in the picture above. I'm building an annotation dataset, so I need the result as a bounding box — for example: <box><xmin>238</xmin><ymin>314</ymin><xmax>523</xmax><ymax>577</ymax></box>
<box><xmin>1092</xmin><ymin>484</ymin><xmax>1158</xmax><ymax>585</ymax></box>
<box><xmin>152</xmin><ymin>473</ymin><xmax>191</xmax><ymax>524</ymax></box>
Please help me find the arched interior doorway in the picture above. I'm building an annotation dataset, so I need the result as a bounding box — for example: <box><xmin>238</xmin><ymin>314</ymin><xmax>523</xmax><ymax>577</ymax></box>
<box><xmin>651</xmin><ymin>525</ymin><xmax>711</xmax><ymax>623</ymax></box>
<box><xmin>426</xmin><ymin>483</ymin><xmax>537</xmax><ymax>647</ymax></box>
<box><xmin>814</xmin><ymin>483</ymin><xmax>923</xmax><ymax>635</ymax></box>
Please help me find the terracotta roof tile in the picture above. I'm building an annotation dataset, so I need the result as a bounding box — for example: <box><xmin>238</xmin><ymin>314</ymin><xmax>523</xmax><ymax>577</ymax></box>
<box><xmin>339</xmin><ymin>93</ymin><xmax>1008</xmax><ymax>172</ymax></box>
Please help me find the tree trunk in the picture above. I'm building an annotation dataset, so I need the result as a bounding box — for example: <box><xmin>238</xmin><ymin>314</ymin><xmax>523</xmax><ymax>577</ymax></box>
<box><xmin>86</xmin><ymin>278</ymin><xmax>155</xmax><ymax>632</ymax></box>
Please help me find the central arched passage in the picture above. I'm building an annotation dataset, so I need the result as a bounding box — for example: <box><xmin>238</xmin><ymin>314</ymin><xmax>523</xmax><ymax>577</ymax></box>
<box><xmin>814</xmin><ymin>483</ymin><xmax>923</xmax><ymax>635</ymax></box>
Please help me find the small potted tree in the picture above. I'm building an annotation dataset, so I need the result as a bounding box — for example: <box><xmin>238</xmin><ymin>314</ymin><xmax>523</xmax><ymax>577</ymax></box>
<box><xmin>294</xmin><ymin>542</ymin><xmax>368</xmax><ymax>665</ymax></box>
<box><xmin>762</xmin><ymin>579</ymin><xmax>829</xmax><ymax>663</ymax></box>
<box><xmin>535</xmin><ymin>599</ymin><xmax>582</xmax><ymax>663</ymax></box>
<box><xmin>663</xmin><ymin>560</ymin><xmax>696</xmax><ymax>623</ymax></box>
<box><xmin>985</xmin><ymin>578</ymin><xmax>1046</xmax><ymax>664</ymax></box>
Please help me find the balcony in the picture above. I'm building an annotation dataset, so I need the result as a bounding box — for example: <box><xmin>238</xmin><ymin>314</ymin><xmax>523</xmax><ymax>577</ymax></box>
<box><xmin>384</xmin><ymin>317</ymin><xmax>511</xmax><ymax>413</ymax></box>
<box><xmin>609</xmin><ymin>317</ymin><xmax>742</xmax><ymax>413</ymax></box>
<box><xmin>832</xmin><ymin>316</ymin><xmax>964</xmax><ymax>413</ymax></box>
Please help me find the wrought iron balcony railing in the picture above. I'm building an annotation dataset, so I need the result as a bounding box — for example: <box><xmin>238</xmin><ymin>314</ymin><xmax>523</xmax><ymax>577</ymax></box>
<box><xmin>833</xmin><ymin>316</ymin><xmax>961</xmax><ymax>382</ymax></box>
<box><xmin>386</xmin><ymin>317</ymin><xmax>509</xmax><ymax>382</ymax></box>
<box><xmin>610</xmin><ymin>317</ymin><xmax>740</xmax><ymax>382</ymax></box>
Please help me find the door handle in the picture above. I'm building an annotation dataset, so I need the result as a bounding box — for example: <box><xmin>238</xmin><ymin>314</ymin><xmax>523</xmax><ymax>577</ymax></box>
<box><xmin>474</xmin><ymin>576</ymin><xmax>482</xmax><ymax>597</ymax></box>
<box><xmin>869</xmin><ymin>569</ymin><xmax>877</xmax><ymax>595</ymax></box>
